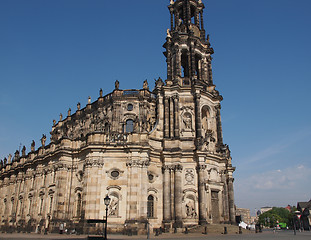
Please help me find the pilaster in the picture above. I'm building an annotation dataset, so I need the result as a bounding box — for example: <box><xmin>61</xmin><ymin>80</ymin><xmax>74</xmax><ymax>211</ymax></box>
<box><xmin>173</xmin><ymin>164</ymin><xmax>183</xmax><ymax>228</ymax></box>
<box><xmin>197</xmin><ymin>164</ymin><xmax>207</xmax><ymax>225</ymax></box>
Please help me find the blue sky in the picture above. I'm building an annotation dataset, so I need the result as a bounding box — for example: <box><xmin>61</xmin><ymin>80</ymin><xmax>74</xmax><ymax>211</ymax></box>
<box><xmin>1</xmin><ymin>0</ymin><xmax>310</xmax><ymax>215</ymax></box>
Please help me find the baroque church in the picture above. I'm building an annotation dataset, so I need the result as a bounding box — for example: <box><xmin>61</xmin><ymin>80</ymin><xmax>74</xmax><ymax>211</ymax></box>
<box><xmin>0</xmin><ymin>0</ymin><xmax>235</xmax><ymax>233</ymax></box>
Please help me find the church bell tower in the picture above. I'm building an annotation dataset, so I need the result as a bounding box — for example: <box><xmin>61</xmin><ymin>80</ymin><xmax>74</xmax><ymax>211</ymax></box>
<box><xmin>164</xmin><ymin>0</ymin><xmax>214</xmax><ymax>87</ymax></box>
<box><xmin>154</xmin><ymin>0</ymin><xmax>236</xmax><ymax>228</ymax></box>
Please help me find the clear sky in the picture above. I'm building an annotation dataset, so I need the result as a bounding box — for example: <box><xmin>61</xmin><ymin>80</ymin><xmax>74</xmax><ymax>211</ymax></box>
<box><xmin>1</xmin><ymin>0</ymin><xmax>310</xmax><ymax>215</ymax></box>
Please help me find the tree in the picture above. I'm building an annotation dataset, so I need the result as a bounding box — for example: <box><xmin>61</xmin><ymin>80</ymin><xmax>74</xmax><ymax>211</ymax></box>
<box><xmin>258</xmin><ymin>207</ymin><xmax>293</xmax><ymax>228</ymax></box>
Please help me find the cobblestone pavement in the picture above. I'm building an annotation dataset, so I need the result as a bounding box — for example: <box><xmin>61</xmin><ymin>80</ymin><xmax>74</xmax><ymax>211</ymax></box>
<box><xmin>0</xmin><ymin>230</ymin><xmax>310</xmax><ymax>240</ymax></box>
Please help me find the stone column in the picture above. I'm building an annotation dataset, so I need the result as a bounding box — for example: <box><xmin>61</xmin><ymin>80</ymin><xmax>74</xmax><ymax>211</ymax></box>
<box><xmin>164</xmin><ymin>97</ymin><xmax>170</xmax><ymax>138</ymax></box>
<box><xmin>194</xmin><ymin>93</ymin><xmax>202</xmax><ymax>139</ymax></box>
<box><xmin>173</xmin><ymin>95</ymin><xmax>179</xmax><ymax>138</ymax></box>
<box><xmin>162</xmin><ymin>166</ymin><xmax>171</xmax><ymax>224</ymax></box>
<box><xmin>227</xmin><ymin>171</ymin><xmax>235</xmax><ymax>223</ymax></box>
<box><xmin>200</xmin><ymin>11</ymin><xmax>204</xmax><ymax>30</ymax></box>
<box><xmin>221</xmin><ymin>171</ymin><xmax>230</xmax><ymax>223</ymax></box>
<box><xmin>169</xmin><ymin>97</ymin><xmax>174</xmax><ymax>138</ymax></box>
<box><xmin>190</xmin><ymin>42</ymin><xmax>196</xmax><ymax>78</ymax></box>
<box><xmin>215</xmin><ymin>105</ymin><xmax>223</xmax><ymax>145</ymax></box>
<box><xmin>174</xmin><ymin>164</ymin><xmax>183</xmax><ymax>228</ymax></box>
<box><xmin>170</xmin><ymin>9</ymin><xmax>174</xmax><ymax>30</ymax></box>
<box><xmin>167</xmin><ymin>47</ymin><xmax>172</xmax><ymax>81</ymax></box>
<box><xmin>186</xmin><ymin>51</ymin><xmax>191</xmax><ymax>78</ymax></box>
<box><xmin>195</xmin><ymin>9</ymin><xmax>200</xmax><ymax>27</ymax></box>
<box><xmin>197</xmin><ymin>164</ymin><xmax>207</xmax><ymax>225</ymax></box>
<box><xmin>176</xmin><ymin>49</ymin><xmax>182</xmax><ymax>77</ymax></box>
<box><xmin>174</xmin><ymin>11</ymin><xmax>179</xmax><ymax>30</ymax></box>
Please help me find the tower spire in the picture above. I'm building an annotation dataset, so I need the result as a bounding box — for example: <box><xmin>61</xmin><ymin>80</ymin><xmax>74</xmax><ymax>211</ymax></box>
<box><xmin>164</xmin><ymin>0</ymin><xmax>213</xmax><ymax>87</ymax></box>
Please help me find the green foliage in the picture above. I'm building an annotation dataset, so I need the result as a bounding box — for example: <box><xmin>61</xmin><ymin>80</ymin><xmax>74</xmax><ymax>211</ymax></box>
<box><xmin>258</xmin><ymin>207</ymin><xmax>294</xmax><ymax>228</ymax></box>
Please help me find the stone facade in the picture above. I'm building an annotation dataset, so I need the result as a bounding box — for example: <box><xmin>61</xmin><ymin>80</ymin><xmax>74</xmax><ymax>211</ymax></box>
<box><xmin>235</xmin><ymin>208</ymin><xmax>251</xmax><ymax>224</ymax></box>
<box><xmin>0</xmin><ymin>0</ymin><xmax>235</xmax><ymax>234</ymax></box>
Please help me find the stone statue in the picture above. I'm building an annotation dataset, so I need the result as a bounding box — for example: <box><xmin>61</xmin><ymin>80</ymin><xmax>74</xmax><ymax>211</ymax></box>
<box><xmin>7</xmin><ymin>154</ymin><xmax>12</xmax><ymax>164</ymax></box>
<box><xmin>183</xmin><ymin>113</ymin><xmax>192</xmax><ymax>129</ymax></box>
<box><xmin>22</xmin><ymin>146</ymin><xmax>26</xmax><ymax>156</ymax></box>
<box><xmin>88</xmin><ymin>96</ymin><xmax>91</xmax><ymax>104</ymax></box>
<box><xmin>77</xmin><ymin>102</ymin><xmax>81</xmax><ymax>110</ymax></box>
<box><xmin>143</xmin><ymin>80</ymin><xmax>149</xmax><ymax>90</ymax></box>
<box><xmin>109</xmin><ymin>197</ymin><xmax>119</xmax><ymax>216</ymax></box>
<box><xmin>59</xmin><ymin>113</ymin><xmax>63</xmax><ymax>121</ymax></box>
<box><xmin>3</xmin><ymin>158</ymin><xmax>7</xmax><ymax>165</ymax></box>
<box><xmin>99</xmin><ymin>88</ymin><xmax>103</xmax><ymax>97</ymax></box>
<box><xmin>170</xmin><ymin>0</ymin><xmax>174</xmax><ymax>4</ymax></box>
<box><xmin>41</xmin><ymin>134</ymin><xmax>47</xmax><ymax>147</ymax></box>
<box><xmin>186</xmin><ymin>201</ymin><xmax>197</xmax><ymax>218</ymax></box>
<box><xmin>155</xmin><ymin>77</ymin><xmax>164</xmax><ymax>88</ymax></box>
<box><xmin>53</xmin><ymin>119</ymin><xmax>56</xmax><ymax>126</ymax></box>
<box><xmin>115</xmin><ymin>80</ymin><xmax>119</xmax><ymax>90</ymax></box>
<box><xmin>31</xmin><ymin>140</ymin><xmax>35</xmax><ymax>152</ymax></box>
<box><xmin>68</xmin><ymin>108</ymin><xmax>71</xmax><ymax>116</ymax></box>
<box><xmin>14</xmin><ymin>150</ymin><xmax>19</xmax><ymax>160</ymax></box>
<box><xmin>166</xmin><ymin>29</ymin><xmax>171</xmax><ymax>38</ymax></box>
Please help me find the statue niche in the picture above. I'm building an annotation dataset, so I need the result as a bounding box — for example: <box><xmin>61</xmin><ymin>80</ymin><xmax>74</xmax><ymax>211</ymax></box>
<box><xmin>181</xmin><ymin>111</ymin><xmax>194</xmax><ymax>137</ymax></box>
<box><xmin>184</xmin><ymin>195</ymin><xmax>197</xmax><ymax>219</ymax></box>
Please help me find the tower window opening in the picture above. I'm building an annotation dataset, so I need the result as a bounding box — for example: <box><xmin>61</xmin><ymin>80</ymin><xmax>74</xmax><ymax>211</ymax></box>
<box><xmin>125</xmin><ymin>119</ymin><xmax>134</xmax><ymax>133</ymax></box>
<box><xmin>195</xmin><ymin>54</ymin><xmax>201</xmax><ymax>80</ymax></box>
<box><xmin>181</xmin><ymin>51</ymin><xmax>189</xmax><ymax>78</ymax></box>
<box><xmin>190</xmin><ymin>6</ymin><xmax>196</xmax><ymax>24</ymax></box>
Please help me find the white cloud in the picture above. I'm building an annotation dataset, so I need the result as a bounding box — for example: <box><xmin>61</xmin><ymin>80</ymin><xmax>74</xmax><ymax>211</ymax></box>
<box><xmin>235</xmin><ymin>165</ymin><xmax>311</xmax><ymax>212</ymax></box>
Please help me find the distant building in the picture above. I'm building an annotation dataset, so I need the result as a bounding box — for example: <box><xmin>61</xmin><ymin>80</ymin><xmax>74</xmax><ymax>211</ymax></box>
<box><xmin>285</xmin><ymin>205</ymin><xmax>292</xmax><ymax>212</ymax></box>
<box><xmin>260</xmin><ymin>207</ymin><xmax>272</xmax><ymax>215</ymax></box>
<box><xmin>235</xmin><ymin>208</ymin><xmax>251</xmax><ymax>224</ymax></box>
<box><xmin>297</xmin><ymin>200</ymin><xmax>311</xmax><ymax>230</ymax></box>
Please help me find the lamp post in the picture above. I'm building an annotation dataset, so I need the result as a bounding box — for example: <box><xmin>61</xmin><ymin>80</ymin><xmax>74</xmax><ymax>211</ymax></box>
<box><xmin>104</xmin><ymin>195</ymin><xmax>111</xmax><ymax>240</ymax></box>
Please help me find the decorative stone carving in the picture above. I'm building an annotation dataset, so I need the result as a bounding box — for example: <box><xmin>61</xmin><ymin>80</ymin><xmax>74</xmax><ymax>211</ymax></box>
<box><xmin>174</xmin><ymin>164</ymin><xmax>183</xmax><ymax>172</ymax></box>
<box><xmin>59</xmin><ymin>113</ymin><xmax>63</xmax><ymax>121</ymax></box>
<box><xmin>68</xmin><ymin>108</ymin><xmax>71</xmax><ymax>116</ymax></box>
<box><xmin>99</xmin><ymin>88</ymin><xmax>103</xmax><ymax>97</ymax></box>
<box><xmin>185</xmin><ymin>169</ymin><xmax>194</xmax><ymax>185</ymax></box>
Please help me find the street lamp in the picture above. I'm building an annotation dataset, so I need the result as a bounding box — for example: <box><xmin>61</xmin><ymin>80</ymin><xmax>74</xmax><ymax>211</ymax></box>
<box><xmin>104</xmin><ymin>195</ymin><xmax>111</xmax><ymax>240</ymax></box>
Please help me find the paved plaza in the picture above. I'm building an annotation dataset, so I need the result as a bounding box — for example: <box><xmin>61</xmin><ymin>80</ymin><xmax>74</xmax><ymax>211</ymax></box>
<box><xmin>0</xmin><ymin>230</ymin><xmax>310</xmax><ymax>240</ymax></box>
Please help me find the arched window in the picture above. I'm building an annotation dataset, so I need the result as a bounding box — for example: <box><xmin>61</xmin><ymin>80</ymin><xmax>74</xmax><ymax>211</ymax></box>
<box><xmin>76</xmin><ymin>193</ymin><xmax>82</xmax><ymax>217</ymax></box>
<box><xmin>147</xmin><ymin>195</ymin><xmax>154</xmax><ymax>218</ymax></box>
<box><xmin>125</xmin><ymin>119</ymin><xmax>134</xmax><ymax>133</ymax></box>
